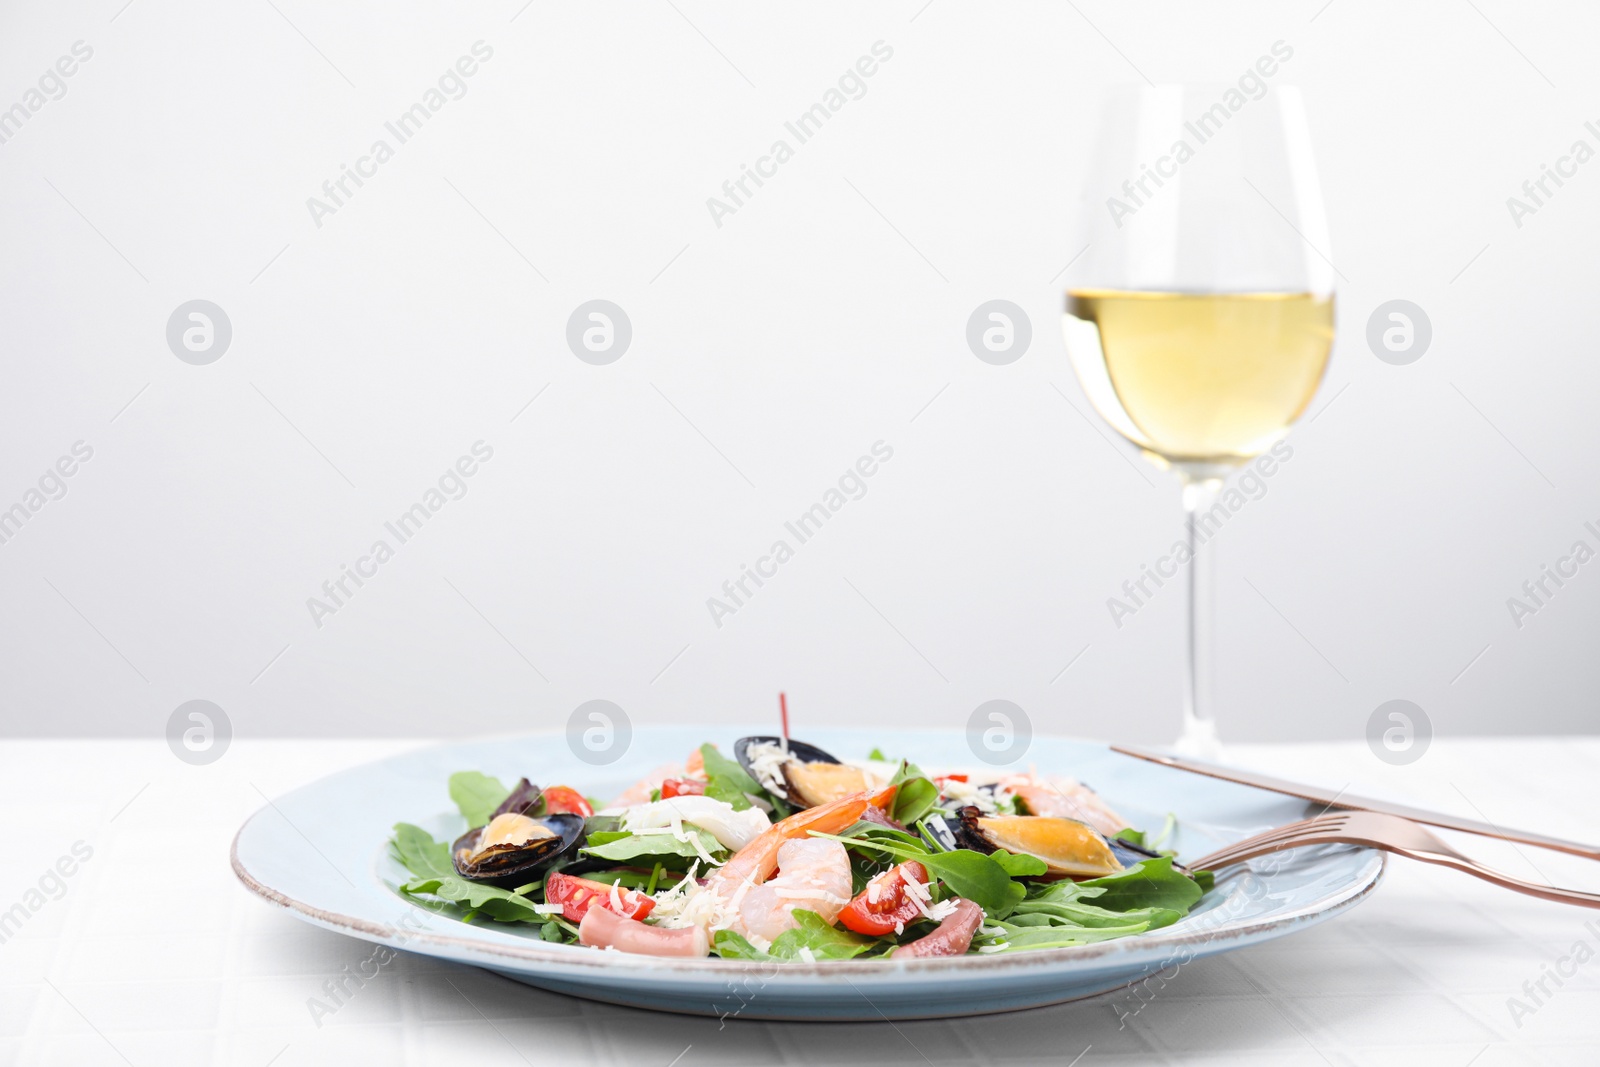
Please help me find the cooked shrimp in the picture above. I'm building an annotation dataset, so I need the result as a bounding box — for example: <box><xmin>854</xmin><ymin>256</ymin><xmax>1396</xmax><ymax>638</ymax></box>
<box><xmin>998</xmin><ymin>774</ymin><xmax>1126</xmax><ymax>837</ymax></box>
<box><xmin>706</xmin><ymin>784</ymin><xmax>894</xmax><ymax>895</ymax></box>
<box><xmin>733</xmin><ymin>838</ymin><xmax>852</xmax><ymax>943</ymax></box>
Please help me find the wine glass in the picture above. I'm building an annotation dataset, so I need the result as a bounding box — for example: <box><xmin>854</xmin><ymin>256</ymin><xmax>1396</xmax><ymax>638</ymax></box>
<box><xmin>1062</xmin><ymin>85</ymin><xmax>1335</xmax><ymax>757</ymax></box>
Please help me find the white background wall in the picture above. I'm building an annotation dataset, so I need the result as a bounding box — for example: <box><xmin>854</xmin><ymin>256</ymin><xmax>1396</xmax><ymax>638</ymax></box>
<box><xmin>2</xmin><ymin>0</ymin><xmax>1596</xmax><ymax>744</ymax></box>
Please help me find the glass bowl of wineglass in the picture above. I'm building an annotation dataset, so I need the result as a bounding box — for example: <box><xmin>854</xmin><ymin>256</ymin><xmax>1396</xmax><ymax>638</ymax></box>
<box><xmin>1062</xmin><ymin>84</ymin><xmax>1335</xmax><ymax>756</ymax></box>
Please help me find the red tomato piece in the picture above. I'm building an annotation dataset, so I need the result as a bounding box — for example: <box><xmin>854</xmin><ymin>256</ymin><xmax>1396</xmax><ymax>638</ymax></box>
<box><xmin>660</xmin><ymin>778</ymin><xmax>706</xmax><ymax>798</ymax></box>
<box><xmin>541</xmin><ymin>786</ymin><xmax>594</xmax><ymax>816</ymax></box>
<box><xmin>837</xmin><ymin>861</ymin><xmax>930</xmax><ymax>936</ymax></box>
<box><xmin>544</xmin><ymin>872</ymin><xmax>655</xmax><ymax>923</ymax></box>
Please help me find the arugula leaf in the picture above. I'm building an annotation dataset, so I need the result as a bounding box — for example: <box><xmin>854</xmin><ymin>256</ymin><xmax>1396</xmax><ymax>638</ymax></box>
<box><xmin>768</xmin><ymin>910</ymin><xmax>875</xmax><ymax>960</ymax></box>
<box><xmin>449</xmin><ymin>772</ymin><xmax>511</xmax><ymax>827</ymax></box>
<box><xmin>1114</xmin><ymin>828</ymin><xmax>1147</xmax><ymax>848</ymax></box>
<box><xmin>916</xmin><ymin>850</ymin><xmax>1027</xmax><ymax>918</ymax></box>
<box><xmin>868</xmin><ymin>747</ymin><xmax>887</xmax><ymax>761</ymax></box>
<box><xmin>389</xmin><ymin>822</ymin><xmax>548</xmax><ymax>923</ymax></box>
<box><xmin>580</xmin><ymin>828</ymin><xmax>726</xmax><ymax>866</ymax></box>
<box><xmin>1013</xmin><ymin>896</ymin><xmax>1183</xmax><ymax>931</ymax></box>
<box><xmin>698</xmin><ymin>743</ymin><xmax>762</xmax><ymax>812</ymax></box>
<box><xmin>977</xmin><ymin>919</ymin><xmax>1159</xmax><ymax>952</ymax></box>
<box><xmin>1076</xmin><ymin>856</ymin><xmax>1204</xmax><ymax>913</ymax></box>
<box><xmin>887</xmin><ymin>760</ymin><xmax>939</xmax><ymax>825</ymax></box>
<box><xmin>989</xmin><ymin>849</ymin><xmax>1048</xmax><ymax>877</ymax></box>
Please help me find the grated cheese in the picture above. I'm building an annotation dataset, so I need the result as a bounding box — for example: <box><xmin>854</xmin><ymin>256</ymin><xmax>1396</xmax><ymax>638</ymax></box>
<box><xmin>902</xmin><ymin>878</ymin><xmax>959</xmax><ymax>922</ymax></box>
<box><xmin>743</xmin><ymin>742</ymin><xmax>792</xmax><ymax>798</ymax></box>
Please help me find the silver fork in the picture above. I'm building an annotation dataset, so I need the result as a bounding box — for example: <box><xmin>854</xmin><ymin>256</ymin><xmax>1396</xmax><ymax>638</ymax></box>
<box><xmin>1190</xmin><ymin>810</ymin><xmax>1600</xmax><ymax>909</ymax></box>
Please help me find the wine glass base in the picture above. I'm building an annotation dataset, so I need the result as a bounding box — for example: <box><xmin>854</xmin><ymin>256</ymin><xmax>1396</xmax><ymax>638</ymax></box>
<box><xmin>1173</xmin><ymin>717</ymin><xmax>1222</xmax><ymax>761</ymax></box>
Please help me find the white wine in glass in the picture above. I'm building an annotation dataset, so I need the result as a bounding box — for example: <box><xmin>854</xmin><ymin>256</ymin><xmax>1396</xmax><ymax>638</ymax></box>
<box><xmin>1063</xmin><ymin>86</ymin><xmax>1335</xmax><ymax>756</ymax></box>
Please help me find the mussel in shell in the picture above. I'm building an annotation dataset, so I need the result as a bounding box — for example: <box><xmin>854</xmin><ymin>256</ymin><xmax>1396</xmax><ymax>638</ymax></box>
<box><xmin>734</xmin><ymin>735</ymin><xmax>867</xmax><ymax>808</ymax></box>
<box><xmin>450</xmin><ymin>805</ymin><xmax>584</xmax><ymax>888</ymax></box>
<box><xmin>931</xmin><ymin>805</ymin><xmax>1127</xmax><ymax>878</ymax></box>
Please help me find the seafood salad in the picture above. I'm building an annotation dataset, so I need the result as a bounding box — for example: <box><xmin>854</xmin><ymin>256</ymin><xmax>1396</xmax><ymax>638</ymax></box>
<box><xmin>388</xmin><ymin>736</ymin><xmax>1211</xmax><ymax>961</ymax></box>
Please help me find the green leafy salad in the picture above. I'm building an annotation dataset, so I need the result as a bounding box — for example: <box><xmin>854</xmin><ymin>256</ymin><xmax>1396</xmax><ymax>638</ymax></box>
<box><xmin>388</xmin><ymin>736</ymin><xmax>1211</xmax><ymax>961</ymax></box>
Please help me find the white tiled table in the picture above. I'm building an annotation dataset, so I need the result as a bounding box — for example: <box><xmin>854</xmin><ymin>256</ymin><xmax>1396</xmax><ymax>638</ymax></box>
<box><xmin>2</xmin><ymin>738</ymin><xmax>1597</xmax><ymax>1066</ymax></box>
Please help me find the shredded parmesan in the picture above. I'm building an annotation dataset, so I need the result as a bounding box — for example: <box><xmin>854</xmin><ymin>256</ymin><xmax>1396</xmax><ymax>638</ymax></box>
<box><xmin>743</xmin><ymin>742</ymin><xmax>792</xmax><ymax>798</ymax></box>
<box><xmin>937</xmin><ymin>776</ymin><xmax>1012</xmax><ymax>815</ymax></box>
<box><xmin>797</xmin><ymin>946</ymin><xmax>817</xmax><ymax>963</ymax></box>
<box><xmin>902</xmin><ymin>878</ymin><xmax>958</xmax><ymax>922</ymax></box>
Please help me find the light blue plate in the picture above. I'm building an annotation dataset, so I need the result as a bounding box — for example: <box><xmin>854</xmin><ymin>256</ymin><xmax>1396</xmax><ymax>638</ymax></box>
<box><xmin>231</xmin><ymin>727</ymin><xmax>1383</xmax><ymax>1020</ymax></box>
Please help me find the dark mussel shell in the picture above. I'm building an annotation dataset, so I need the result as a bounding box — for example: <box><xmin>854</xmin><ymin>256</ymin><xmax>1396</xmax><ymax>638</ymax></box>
<box><xmin>734</xmin><ymin>736</ymin><xmax>867</xmax><ymax>807</ymax></box>
<box><xmin>450</xmin><ymin>811</ymin><xmax>584</xmax><ymax>888</ymax></box>
<box><xmin>732</xmin><ymin>735</ymin><xmax>843</xmax><ymax>778</ymax></box>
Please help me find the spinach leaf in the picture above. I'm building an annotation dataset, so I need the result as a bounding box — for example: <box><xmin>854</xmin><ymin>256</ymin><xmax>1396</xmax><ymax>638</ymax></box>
<box><xmin>768</xmin><ymin>910</ymin><xmax>875</xmax><ymax>961</ymax></box>
<box><xmin>711</xmin><ymin>930</ymin><xmax>769</xmax><ymax>960</ymax></box>
<box><xmin>699</xmin><ymin>743</ymin><xmax>763</xmax><ymax>812</ymax></box>
<box><xmin>389</xmin><ymin>822</ymin><xmax>547</xmax><ymax>923</ymax></box>
<box><xmin>887</xmin><ymin>760</ymin><xmax>939</xmax><ymax>825</ymax></box>
<box><xmin>1076</xmin><ymin>856</ymin><xmax>1204</xmax><ymax>913</ymax></box>
<box><xmin>580</xmin><ymin>828</ymin><xmax>726</xmax><ymax>866</ymax></box>
<box><xmin>391</xmin><ymin>821</ymin><xmax>454</xmax><ymax>880</ymax></box>
<box><xmin>449</xmin><ymin>771</ymin><xmax>511</xmax><ymax>827</ymax></box>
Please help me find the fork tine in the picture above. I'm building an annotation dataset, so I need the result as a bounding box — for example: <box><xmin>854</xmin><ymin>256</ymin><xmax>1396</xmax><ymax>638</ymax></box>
<box><xmin>1197</xmin><ymin>833</ymin><xmax>1321</xmax><ymax>869</ymax></box>
<box><xmin>1190</xmin><ymin>812</ymin><xmax>1352</xmax><ymax>869</ymax></box>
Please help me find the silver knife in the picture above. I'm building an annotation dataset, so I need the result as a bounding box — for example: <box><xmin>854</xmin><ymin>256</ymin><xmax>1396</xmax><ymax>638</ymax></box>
<box><xmin>1110</xmin><ymin>744</ymin><xmax>1600</xmax><ymax>861</ymax></box>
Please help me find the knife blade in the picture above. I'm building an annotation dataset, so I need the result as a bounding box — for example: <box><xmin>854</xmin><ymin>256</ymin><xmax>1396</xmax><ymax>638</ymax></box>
<box><xmin>1110</xmin><ymin>743</ymin><xmax>1600</xmax><ymax>861</ymax></box>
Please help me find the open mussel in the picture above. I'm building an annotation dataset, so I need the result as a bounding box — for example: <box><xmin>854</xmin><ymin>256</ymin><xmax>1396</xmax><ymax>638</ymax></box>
<box><xmin>733</xmin><ymin>735</ymin><xmax>867</xmax><ymax>808</ymax></box>
<box><xmin>450</xmin><ymin>778</ymin><xmax>584</xmax><ymax>887</ymax></box>
<box><xmin>929</xmin><ymin>805</ymin><xmax>1128</xmax><ymax>879</ymax></box>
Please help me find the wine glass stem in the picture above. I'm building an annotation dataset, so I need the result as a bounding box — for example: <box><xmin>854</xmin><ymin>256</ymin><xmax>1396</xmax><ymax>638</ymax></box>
<box><xmin>1179</xmin><ymin>476</ymin><xmax>1223</xmax><ymax>756</ymax></box>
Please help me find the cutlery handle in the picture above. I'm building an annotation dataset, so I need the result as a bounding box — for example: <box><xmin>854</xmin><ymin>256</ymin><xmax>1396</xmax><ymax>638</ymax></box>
<box><xmin>1414</xmin><ymin>850</ymin><xmax>1600</xmax><ymax>910</ymax></box>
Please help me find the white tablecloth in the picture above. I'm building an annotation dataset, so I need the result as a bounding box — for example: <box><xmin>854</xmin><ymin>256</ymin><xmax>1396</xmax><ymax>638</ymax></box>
<box><xmin>2</xmin><ymin>737</ymin><xmax>1597</xmax><ymax>1066</ymax></box>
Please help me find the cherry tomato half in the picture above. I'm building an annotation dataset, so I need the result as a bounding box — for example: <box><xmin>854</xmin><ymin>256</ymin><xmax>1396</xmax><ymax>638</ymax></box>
<box><xmin>660</xmin><ymin>778</ymin><xmax>706</xmax><ymax>798</ymax></box>
<box><xmin>544</xmin><ymin>872</ymin><xmax>655</xmax><ymax>923</ymax></box>
<box><xmin>837</xmin><ymin>860</ymin><xmax>930</xmax><ymax>936</ymax></box>
<box><xmin>541</xmin><ymin>785</ymin><xmax>594</xmax><ymax>817</ymax></box>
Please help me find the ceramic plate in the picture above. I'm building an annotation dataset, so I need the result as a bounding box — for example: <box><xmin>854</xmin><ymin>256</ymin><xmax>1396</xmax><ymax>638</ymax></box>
<box><xmin>231</xmin><ymin>727</ymin><xmax>1383</xmax><ymax>1020</ymax></box>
